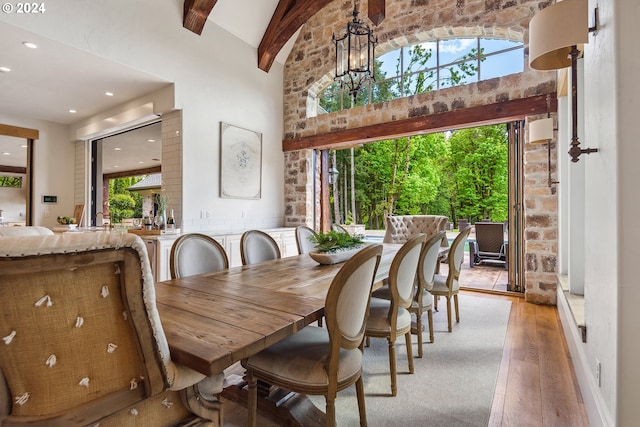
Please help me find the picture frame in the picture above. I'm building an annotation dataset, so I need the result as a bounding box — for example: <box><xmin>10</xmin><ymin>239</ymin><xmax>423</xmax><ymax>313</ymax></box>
<box><xmin>220</xmin><ymin>122</ymin><xmax>262</xmax><ymax>199</ymax></box>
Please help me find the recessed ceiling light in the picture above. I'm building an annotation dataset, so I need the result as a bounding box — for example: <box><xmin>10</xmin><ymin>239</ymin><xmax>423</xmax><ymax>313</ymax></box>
<box><xmin>114</xmin><ymin>147</ymin><xmax>122</xmax><ymax>151</ymax></box>
<box><xmin>147</xmin><ymin>139</ymin><xmax>156</xmax><ymax>143</ymax></box>
<box><xmin>105</xmin><ymin>91</ymin><xmax>114</xmax><ymax>96</ymax></box>
<box><xmin>23</xmin><ymin>42</ymin><xmax>38</xmax><ymax>49</ymax></box>
<box><xmin>113</xmin><ymin>165</ymin><xmax>119</xmax><ymax>168</ymax></box>
<box><xmin>138</xmin><ymin>161</ymin><xmax>144</xmax><ymax>164</ymax></box>
<box><xmin>20</xmin><ymin>145</ymin><xmax>27</xmax><ymax>148</ymax></box>
<box><xmin>2</xmin><ymin>152</ymin><xmax>10</xmax><ymax>156</ymax></box>
<box><xmin>0</xmin><ymin>66</ymin><xmax>10</xmax><ymax>73</ymax></box>
<box><xmin>68</xmin><ymin>109</ymin><xmax>77</xmax><ymax>114</ymax></box>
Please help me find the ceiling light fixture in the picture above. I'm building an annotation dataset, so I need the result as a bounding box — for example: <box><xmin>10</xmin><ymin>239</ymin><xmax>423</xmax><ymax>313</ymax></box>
<box><xmin>114</xmin><ymin>147</ymin><xmax>122</xmax><ymax>151</ymax></box>
<box><xmin>68</xmin><ymin>109</ymin><xmax>77</xmax><ymax>113</ymax></box>
<box><xmin>23</xmin><ymin>42</ymin><xmax>38</xmax><ymax>49</ymax></box>
<box><xmin>333</xmin><ymin>0</ymin><xmax>377</xmax><ymax>104</ymax></box>
<box><xmin>529</xmin><ymin>0</ymin><xmax>599</xmax><ymax>162</ymax></box>
<box><xmin>0</xmin><ymin>66</ymin><xmax>11</xmax><ymax>73</ymax></box>
<box><xmin>105</xmin><ymin>91</ymin><xmax>114</xmax><ymax>96</ymax></box>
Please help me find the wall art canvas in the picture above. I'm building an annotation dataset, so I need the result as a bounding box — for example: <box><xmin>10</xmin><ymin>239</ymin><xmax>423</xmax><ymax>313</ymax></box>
<box><xmin>220</xmin><ymin>122</ymin><xmax>262</xmax><ymax>199</ymax></box>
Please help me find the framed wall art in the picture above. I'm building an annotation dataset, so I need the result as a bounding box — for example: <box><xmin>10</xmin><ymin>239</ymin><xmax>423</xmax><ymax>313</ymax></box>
<box><xmin>220</xmin><ymin>122</ymin><xmax>262</xmax><ymax>199</ymax></box>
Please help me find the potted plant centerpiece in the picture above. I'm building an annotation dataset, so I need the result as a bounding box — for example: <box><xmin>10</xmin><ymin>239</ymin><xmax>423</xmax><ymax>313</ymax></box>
<box><xmin>307</xmin><ymin>229</ymin><xmax>367</xmax><ymax>265</ymax></box>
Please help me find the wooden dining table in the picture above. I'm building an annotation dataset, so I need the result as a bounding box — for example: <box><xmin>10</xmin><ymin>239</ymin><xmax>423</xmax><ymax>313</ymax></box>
<box><xmin>155</xmin><ymin>243</ymin><xmax>401</xmax><ymax>377</ymax></box>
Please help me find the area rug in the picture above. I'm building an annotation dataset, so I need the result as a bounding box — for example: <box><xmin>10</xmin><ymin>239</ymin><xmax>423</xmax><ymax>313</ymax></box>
<box><xmin>309</xmin><ymin>294</ymin><xmax>512</xmax><ymax>427</ymax></box>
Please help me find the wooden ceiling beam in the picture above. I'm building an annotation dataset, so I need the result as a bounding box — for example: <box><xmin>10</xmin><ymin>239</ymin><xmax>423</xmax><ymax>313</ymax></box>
<box><xmin>368</xmin><ymin>0</ymin><xmax>385</xmax><ymax>26</ymax></box>
<box><xmin>258</xmin><ymin>0</ymin><xmax>332</xmax><ymax>72</ymax></box>
<box><xmin>183</xmin><ymin>0</ymin><xmax>218</xmax><ymax>35</ymax></box>
<box><xmin>282</xmin><ymin>94</ymin><xmax>558</xmax><ymax>151</ymax></box>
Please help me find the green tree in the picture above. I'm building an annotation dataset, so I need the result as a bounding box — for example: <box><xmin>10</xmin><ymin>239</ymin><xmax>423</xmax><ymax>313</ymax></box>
<box><xmin>444</xmin><ymin>125</ymin><xmax>508</xmax><ymax>223</ymax></box>
<box><xmin>108</xmin><ymin>193</ymin><xmax>136</xmax><ymax>224</ymax></box>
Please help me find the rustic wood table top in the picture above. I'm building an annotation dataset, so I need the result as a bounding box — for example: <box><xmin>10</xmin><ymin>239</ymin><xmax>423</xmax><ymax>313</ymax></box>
<box><xmin>156</xmin><ymin>243</ymin><xmax>400</xmax><ymax>376</ymax></box>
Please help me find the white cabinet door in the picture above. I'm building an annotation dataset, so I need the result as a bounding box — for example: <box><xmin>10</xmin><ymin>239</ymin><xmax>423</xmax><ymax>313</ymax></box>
<box><xmin>224</xmin><ymin>233</ymin><xmax>243</xmax><ymax>267</ymax></box>
<box><xmin>156</xmin><ymin>236</ymin><xmax>180</xmax><ymax>282</ymax></box>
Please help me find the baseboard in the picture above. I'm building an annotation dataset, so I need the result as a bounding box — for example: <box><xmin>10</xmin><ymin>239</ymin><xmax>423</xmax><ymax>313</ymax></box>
<box><xmin>556</xmin><ymin>284</ymin><xmax>613</xmax><ymax>427</ymax></box>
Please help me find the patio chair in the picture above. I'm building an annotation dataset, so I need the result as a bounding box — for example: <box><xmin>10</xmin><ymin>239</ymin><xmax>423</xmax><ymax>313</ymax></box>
<box><xmin>469</xmin><ymin>221</ymin><xmax>507</xmax><ymax>268</ymax></box>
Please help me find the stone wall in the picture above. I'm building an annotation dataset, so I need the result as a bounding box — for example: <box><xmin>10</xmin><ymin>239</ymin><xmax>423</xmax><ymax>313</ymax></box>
<box><xmin>282</xmin><ymin>0</ymin><xmax>558</xmax><ymax>304</ymax></box>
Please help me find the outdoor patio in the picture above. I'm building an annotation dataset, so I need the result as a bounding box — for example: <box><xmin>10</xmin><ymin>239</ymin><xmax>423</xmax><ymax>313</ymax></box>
<box><xmin>365</xmin><ymin>229</ymin><xmax>510</xmax><ymax>293</ymax></box>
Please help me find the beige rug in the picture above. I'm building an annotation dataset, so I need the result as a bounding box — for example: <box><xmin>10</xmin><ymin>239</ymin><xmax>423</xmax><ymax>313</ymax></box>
<box><xmin>223</xmin><ymin>293</ymin><xmax>511</xmax><ymax>426</ymax></box>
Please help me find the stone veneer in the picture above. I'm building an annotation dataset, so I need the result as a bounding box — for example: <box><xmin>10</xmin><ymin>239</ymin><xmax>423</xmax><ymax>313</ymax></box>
<box><xmin>282</xmin><ymin>0</ymin><xmax>559</xmax><ymax>304</ymax></box>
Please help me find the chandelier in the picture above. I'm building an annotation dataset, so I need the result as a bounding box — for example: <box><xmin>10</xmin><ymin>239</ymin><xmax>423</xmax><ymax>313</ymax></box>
<box><xmin>332</xmin><ymin>1</ymin><xmax>378</xmax><ymax>103</ymax></box>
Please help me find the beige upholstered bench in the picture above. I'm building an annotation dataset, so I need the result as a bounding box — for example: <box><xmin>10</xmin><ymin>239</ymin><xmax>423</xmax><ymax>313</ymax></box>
<box><xmin>383</xmin><ymin>215</ymin><xmax>449</xmax><ymax>247</ymax></box>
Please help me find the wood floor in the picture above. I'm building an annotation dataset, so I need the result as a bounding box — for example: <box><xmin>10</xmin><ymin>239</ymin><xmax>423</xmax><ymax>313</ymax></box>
<box><xmin>221</xmin><ymin>290</ymin><xmax>588</xmax><ymax>426</ymax></box>
<box><xmin>488</xmin><ymin>291</ymin><xmax>589</xmax><ymax>427</ymax></box>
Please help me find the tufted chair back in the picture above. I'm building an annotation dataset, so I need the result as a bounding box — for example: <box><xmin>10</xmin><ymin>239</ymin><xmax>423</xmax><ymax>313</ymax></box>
<box><xmin>383</xmin><ymin>215</ymin><xmax>449</xmax><ymax>247</ymax></box>
<box><xmin>0</xmin><ymin>233</ymin><xmax>221</xmax><ymax>426</ymax></box>
<box><xmin>0</xmin><ymin>226</ymin><xmax>54</xmax><ymax>237</ymax></box>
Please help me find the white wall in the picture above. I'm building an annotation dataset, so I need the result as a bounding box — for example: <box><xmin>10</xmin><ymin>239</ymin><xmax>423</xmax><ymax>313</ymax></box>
<box><xmin>565</xmin><ymin>0</ymin><xmax>640</xmax><ymax>425</ymax></box>
<box><xmin>0</xmin><ymin>113</ymin><xmax>75</xmax><ymax>228</ymax></box>
<box><xmin>1</xmin><ymin>0</ymin><xmax>285</xmax><ymax>233</ymax></box>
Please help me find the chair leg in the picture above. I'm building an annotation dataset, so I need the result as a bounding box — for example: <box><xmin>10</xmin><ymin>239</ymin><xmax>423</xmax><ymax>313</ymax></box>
<box><xmin>404</xmin><ymin>332</ymin><xmax>414</xmax><ymax>374</ymax></box>
<box><xmin>388</xmin><ymin>338</ymin><xmax>397</xmax><ymax>397</ymax></box>
<box><xmin>247</xmin><ymin>370</ymin><xmax>257</xmax><ymax>427</ymax></box>
<box><xmin>454</xmin><ymin>294</ymin><xmax>460</xmax><ymax>324</ymax></box>
<box><xmin>355</xmin><ymin>375</ymin><xmax>368</xmax><ymax>427</ymax></box>
<box><xmin>326</xmin><ymin>393</ymin><xmax>336</xmax><ymax>427</ymax></box>
<box><xmin>446</xmin><ymin>297</ymin><xmax>452</xmax><ymax>332</ymax></box>
<box><xmin>427</xmin><ymin>308</ymin><xmax>434</xmax><ymax>343</ymax></box>
<box><xmin>415</xmin><ymin>310</ymin><xmax>423</xmax><ymax>358</ymax></box>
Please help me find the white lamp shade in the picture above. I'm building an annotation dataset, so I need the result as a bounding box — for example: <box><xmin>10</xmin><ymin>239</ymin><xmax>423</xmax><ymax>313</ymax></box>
<box><xmin>529</xmin><ymin>118</ymin><xmax>554</xmax><ymax>143</ymax></box>
<box><xmin>529</xmin><ymin>0</ymin><xmax>588</xmax><ymax>70</ymax></box>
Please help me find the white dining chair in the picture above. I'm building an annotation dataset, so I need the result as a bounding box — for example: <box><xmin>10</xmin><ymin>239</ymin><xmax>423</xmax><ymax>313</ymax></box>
<box><xmin>240</xmin><ymin>229</ymin><xmax>281</xmax><ymax>265</ymax></box>
<box><xmin>365</xmin><ymin>233</ymin><xmax>426</xmax><ymax>396</ymax></box>
<box><xmin>431</xmin><ymin>226</ymin><xmax>472</xmax><ymax>332</ymax></box>
<box><xmin>372</xmin><ymin>230</ymin><xmax>445</xmax><ymax>357</ymax></box>
<box><xmin>244</xmin><ymin>244</ymin><xmax>383</xmax><ymax>427</ymax></box>
<box><xmin>295</xmin><ymin>225</ymin><xmax>317</xmax><ymax>254</ymax></box>
<box><xmin>169</xmin><ymin>233</ymin><xmax>229</xmax><ymax>279</ymax></box>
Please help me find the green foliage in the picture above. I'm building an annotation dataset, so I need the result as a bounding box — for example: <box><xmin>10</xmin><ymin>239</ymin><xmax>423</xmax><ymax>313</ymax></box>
<box><xmin>0</xmin><ymin>176</ymin><xmax>22</xmax><ymax>188</ymax></box>
<box><xmin>334</xmin><ymin>124</ymin><xmax>508</xmax><ymax>229</ymax></box>
<box><xmin>308</xmin><ymin>230</ymin><xmax>365</xmax><ymax>253</ymax></box>
<box><xmin>108</xmin><ymin>176</ymin><xmax>145</xmax><ymax>220</ymax></box>
<box><xmin>109</xmin><ymin>193</ymin><xmax>136</xmax><ymax>224</ymax></box>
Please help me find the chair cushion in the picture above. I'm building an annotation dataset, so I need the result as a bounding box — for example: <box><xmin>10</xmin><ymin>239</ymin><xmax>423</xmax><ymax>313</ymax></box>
<box><xmin>432</xmin><ymin>274</ymin><xmax>460</xmax><ymax>294</ymax></box>
<box><xmin>411</xmin><ymin>289</ymin><xmax>434</xmax><ymax>310</ymax></box>
<box><xmin>245</xmin><ymin>326</ymin><xmax>362</xmax><ymax>389</ymax></box>
<box><xmin>365</xmin><ymin>298</ymin><xmax>411</xmax><ymax>334</ymax></box>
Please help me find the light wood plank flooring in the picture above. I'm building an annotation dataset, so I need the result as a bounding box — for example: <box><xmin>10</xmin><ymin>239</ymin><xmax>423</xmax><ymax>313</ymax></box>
<box><xmin>222</xmin><ymin>290</ymin><xmax>588</xmax><ymax>426</ymax></box>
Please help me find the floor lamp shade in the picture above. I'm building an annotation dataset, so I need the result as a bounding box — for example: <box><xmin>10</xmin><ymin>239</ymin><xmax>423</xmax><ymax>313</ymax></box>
<box><xmin>529</xmin><ymin>118</ymin><xmax>554</xmax><ymax>143</ymax></box>
<box><xmin>529</xmin><ymin>0</ymin><xmax>588</xmax><ymax>70</ymax></box>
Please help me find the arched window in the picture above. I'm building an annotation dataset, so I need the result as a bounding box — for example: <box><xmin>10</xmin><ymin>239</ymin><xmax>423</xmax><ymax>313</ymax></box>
<box><xmin>317</xmin><ymin>37</ymin><xmax>524</xmax><ymax>114</ymax></box>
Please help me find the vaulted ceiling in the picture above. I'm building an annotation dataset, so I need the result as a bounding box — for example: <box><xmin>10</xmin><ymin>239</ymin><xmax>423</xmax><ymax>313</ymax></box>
<box><xmin>183</xmin><ymin>0</ymin><xmax>385</xmax><ymax>72</ymax></box>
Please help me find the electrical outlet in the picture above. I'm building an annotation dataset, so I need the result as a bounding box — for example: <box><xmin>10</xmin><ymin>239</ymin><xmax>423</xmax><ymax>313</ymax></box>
<box><xmin>595</xmin><ymin>359</ymin><xmax>601</xmax><ymax>387</ymax></box>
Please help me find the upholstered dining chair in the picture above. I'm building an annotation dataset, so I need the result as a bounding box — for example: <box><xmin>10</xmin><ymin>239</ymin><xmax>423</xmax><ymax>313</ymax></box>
<box><xmin>240</xmin><ymin>229</ymin><xmax>281</xmax><ymax>265</ymax></box>
<box><xmin>365</xmin><ymin>233</ymin><xmax>426</xmax><ymax>396</ymax></box>
<box><xmin>431</xmin><ymin>226</ymin><xmax>472</xmax><ymax>332</ymax></box>
<box><xmin>371</xmin><ymin>231</ymin><xmax>445</xmax><ymax>358</ymax></box>
<box><xmin>170</xmin><ymin>233</ymin><xmax>229</xmax><ymax>279</ymax></box>
<box><xmin>244</xmin><ymin>244</ymin><xmax>382</xmax><ymax>427</ymax></box>
<box><xmin>295</xmin><ymin>225</ymin><xmax>317</xmax><ymax>254</ymax></box>
<box><xmin>0</xmin><ymin>232</ymin><xmax>223</xmax><ymax>426</ymax></box>
<box><xmin>0</xmin><ymin>225</ymin><xmax>54</xmax><ymax>236</ymax></box>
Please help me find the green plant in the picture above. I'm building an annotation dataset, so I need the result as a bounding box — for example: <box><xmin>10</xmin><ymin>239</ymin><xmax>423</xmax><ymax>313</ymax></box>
<box><xmin>155</xmin><ymin>193</ymin><xmax>169</xmax><ymax>213</ymax></box>
<box><xmin>308</xmin><ymin>230</ymin><xmax>365</xmax><ymax>253</ymax></box>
